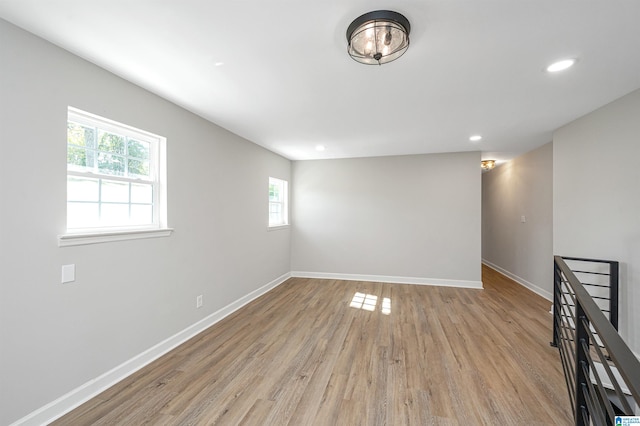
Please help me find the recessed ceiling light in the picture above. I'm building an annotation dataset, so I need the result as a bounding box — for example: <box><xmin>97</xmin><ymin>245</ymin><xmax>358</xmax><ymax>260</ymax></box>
<box><xmin>214</xmin><ymin>62</ymin><xmax>225</xmax><ymax>67</ymax></box>
<box><xmin>546</xmin><ymin>59</ymin><xmax>575</xmax><ymax>73</ymax></box>
<box><xmin>469</xmin><ymin>135</ymin><xmax>482</xmax><ymax>142</ymax></box>
<box><xmin>315</xmin><ymin>145</ymin><xmax>326</xmax><ymax>152</ymax></box>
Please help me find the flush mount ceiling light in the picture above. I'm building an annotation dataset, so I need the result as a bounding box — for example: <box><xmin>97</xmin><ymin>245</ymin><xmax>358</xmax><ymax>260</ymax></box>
<box><xmin>546</xmin><ymin>58</ymin><xmax>576</xmax><ymax>73</ymax></box>
<box><xmin>346</xmin><ymin>10</ymin><xmax>411</xmax><ymax>65</ymax></box>
<box><xmin>469</xmin><ymin>135</ymin><xmax>483</xmax><ymax>142</ymax></box>
<box><xmin>481</xmin><ymin>160</ymin><xmax>496</xmax><ymax>171</ymax></box>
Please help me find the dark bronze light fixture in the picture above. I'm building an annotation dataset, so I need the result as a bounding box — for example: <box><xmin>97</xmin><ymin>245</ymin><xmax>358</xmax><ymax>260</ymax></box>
<box><xmin>346</xmin><ymin>10</ymin><xmax>411</xmax><ymax>65</ymax></box>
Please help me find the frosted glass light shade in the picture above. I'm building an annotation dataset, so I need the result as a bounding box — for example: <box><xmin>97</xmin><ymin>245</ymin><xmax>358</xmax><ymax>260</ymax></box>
<box><xmin>347</xmin><ymin>10</ymin><xmax>410</xmax><ymax>65</ymax></box>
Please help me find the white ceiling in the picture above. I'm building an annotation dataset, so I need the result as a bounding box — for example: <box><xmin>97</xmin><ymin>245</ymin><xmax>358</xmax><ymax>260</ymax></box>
<box><xmin>1</xmin><ymin>1</ymin><xmax>640</xmax><ymax>162</ymax></box>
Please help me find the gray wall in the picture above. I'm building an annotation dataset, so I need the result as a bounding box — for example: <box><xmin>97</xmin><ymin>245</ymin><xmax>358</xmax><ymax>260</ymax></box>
<box><xmin>482</xmin><ymin>142</ymin><xmax>554</xmax><ymax>299</ymax></box>
<box><xmin>291</xmin><ymin>152</ymin><xmax>482</xmax><ymax>284</ymax></box>
<box><xmin>0</xmin><ymin>20</ymin><xmax>290</xmax><ymax>425</ymax></box>
<box><xmin>554</xmin><ymin>88</ymin><xmax>640</xmax><ymax>355</ymax></box>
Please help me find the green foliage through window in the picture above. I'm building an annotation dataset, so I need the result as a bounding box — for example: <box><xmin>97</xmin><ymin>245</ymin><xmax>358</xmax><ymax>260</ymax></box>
<box><xmin>67</xmin><ymin>122</ymin><xmax>150</xmax><ymax>178</ymax></box>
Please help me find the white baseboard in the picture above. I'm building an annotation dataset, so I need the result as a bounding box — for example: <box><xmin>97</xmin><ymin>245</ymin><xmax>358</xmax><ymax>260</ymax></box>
<box><xmin>290</xmin><ymin>271</ymin><xmax>482</xmax><ymax>289</ymax></box>
<box><xmin>482</xmin><ymin>260</ymin><xmax>552</xmax><ymax>301</ymax></box>
<box><xmin>11</xmin><ymin>272</ymin><xmax>291</xmax><ymax>426</ymax></box>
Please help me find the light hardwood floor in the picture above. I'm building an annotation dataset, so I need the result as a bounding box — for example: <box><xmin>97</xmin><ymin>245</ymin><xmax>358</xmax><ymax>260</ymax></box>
<box><xmin>53</xmin><ymin>265</ymin><xmax>572</xmax><ymax>425</ymax></box>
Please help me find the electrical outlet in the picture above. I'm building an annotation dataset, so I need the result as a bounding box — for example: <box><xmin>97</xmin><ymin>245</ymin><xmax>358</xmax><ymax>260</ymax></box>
<box><xmin>196</xmin><ymin>295</ymin><xmax>203</xmax><ymax>308</ymax></box>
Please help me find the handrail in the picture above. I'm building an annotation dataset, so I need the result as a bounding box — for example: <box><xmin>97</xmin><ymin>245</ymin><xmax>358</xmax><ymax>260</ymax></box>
<box><xmin>553</xmin><ymin>256</ymin><xmax>640</xmax><ymax>425</ymax></box>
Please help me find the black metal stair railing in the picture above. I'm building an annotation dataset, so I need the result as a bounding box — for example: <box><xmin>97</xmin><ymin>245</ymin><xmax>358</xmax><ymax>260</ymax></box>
<box><xmin>552</xmin><ymin>256</ymin><xmax>640</xmax><ymax>425</ymax></box>
<box><xmin>562</xmin><ymin>256</ymin><xmax>619</xmax><ymax>331</ymax></box>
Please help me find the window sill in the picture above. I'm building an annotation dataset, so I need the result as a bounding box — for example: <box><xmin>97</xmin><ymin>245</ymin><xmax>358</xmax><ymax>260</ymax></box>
<box><xmin>268</xmin><ymin>224</ymin><xmax>290</xmax><ymax>231</ymax></box>
<box><xmin>58</xmin><ymin>228</ymin><xmax>174</xmax><ymax>247</ymax></box>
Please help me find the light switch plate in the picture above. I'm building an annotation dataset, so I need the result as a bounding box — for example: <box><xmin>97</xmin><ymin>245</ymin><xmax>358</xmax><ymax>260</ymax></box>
<box><xmin>62</xmin><ymin>264</ymin><xmax>75</xmax><ymax>283</ymax></box>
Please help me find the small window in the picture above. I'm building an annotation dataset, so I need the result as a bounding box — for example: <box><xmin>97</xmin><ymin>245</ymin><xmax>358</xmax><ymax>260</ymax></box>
<box><xmin>66</xmin><ymin>107</ymin><xmax>167</xmax><ymax>233</ymax></box>
<box><xmin>268</xmin><ymin>177</ymin><xmax>288</xmax><ymax>227</ymax></box>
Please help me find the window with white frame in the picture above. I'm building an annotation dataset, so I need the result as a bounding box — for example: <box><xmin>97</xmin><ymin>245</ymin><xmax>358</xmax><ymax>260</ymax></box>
<box><xmin>268</xmin><ymin>177</ymin><xmax>288</xmax><ymax>227</ymax></box>
<box><xmin>66</xmin><ymin>107</ymin><xmax>167</xmax><ymax>233</ymax></box>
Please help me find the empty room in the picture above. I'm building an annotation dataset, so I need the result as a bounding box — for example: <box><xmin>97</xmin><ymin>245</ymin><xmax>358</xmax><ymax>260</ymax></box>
<box><xmin>1</xmin><ymin>2</ymin><xmax>639</xmax><ymax>425</ymax></box>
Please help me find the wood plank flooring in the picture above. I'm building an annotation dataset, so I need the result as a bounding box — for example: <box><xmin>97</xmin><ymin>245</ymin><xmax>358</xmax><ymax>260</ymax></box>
<box><xmin>52</xmin><ymin>265</ymin><xmax>572</xmax><ymax>425</ymax></box>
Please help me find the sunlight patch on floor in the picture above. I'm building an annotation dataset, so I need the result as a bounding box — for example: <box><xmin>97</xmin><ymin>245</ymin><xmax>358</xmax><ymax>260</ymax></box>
<box><xmin>350</xmin><ymin>292</ymin><xmax>391</xmax><ymax>315</ymax></box>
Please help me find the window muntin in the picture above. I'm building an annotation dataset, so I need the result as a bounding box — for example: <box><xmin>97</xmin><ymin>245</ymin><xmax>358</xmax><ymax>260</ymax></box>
<box><xmin>268</xmin><ymin>177</ymin><xmax>288</xmax><ymax>227</ymax></box>
<box><xmin>66</xmin><ymin>107</ymin><xmax>166</xmax><ymax>232</ymax></box>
